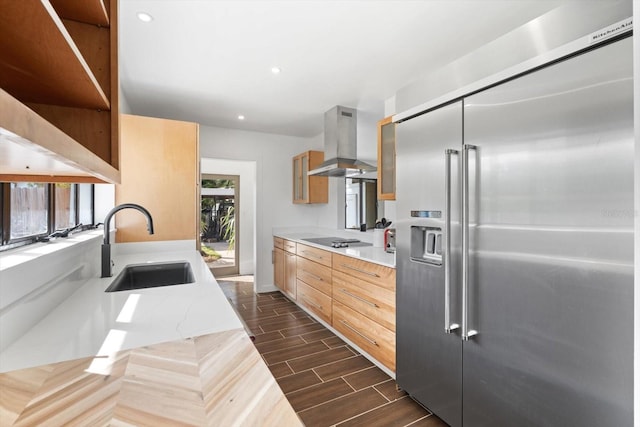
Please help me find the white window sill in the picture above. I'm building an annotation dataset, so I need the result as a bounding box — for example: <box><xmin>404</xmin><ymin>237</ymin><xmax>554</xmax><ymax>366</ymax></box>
<box><xmin>0</xmin><ymin>230</ymin><xmax>104</xmax><ymax>272</ymax></box>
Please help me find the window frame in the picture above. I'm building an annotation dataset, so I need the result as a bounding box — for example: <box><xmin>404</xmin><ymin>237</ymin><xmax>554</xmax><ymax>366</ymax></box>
<box><xmin>0</xmin><ymin>183</ymin><xmax>95</xmax><ymax>251</ymax></box>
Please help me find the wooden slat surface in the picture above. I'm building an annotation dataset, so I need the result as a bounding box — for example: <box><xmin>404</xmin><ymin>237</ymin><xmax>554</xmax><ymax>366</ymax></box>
<box><xmin>0</xmin><ymin>0</ymin><xmax>109</xmax><ymax>109</ymax></box>
<box><xmin>0</xmin><ymin>329</ymin><xmax>302</xmax><ymax>426</ymax></box>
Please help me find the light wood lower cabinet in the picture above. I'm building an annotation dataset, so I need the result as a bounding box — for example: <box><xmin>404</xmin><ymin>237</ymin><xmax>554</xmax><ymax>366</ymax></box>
<box><xmin>273</xmin><ymin>238</ymin><xmax>284</xmax><ymax>292</ymax></box>
<box><xmin>275</xmin><ymin>238</ymin><xmax>297</xmax><ymax>300</ymax></box>
<box><xmin>296</xmin><ymin>256</ymin><xmax>332</xmax><ymax>296</ymax></box>
<box><xmin>333</xmin><ymin>301</ymin><xmax>396</xmax><ymax>372</ymax></box>
<box><xmin>332</xmin><ymin>269</ymin><xmax>396</xmax><ymax>332</ymax></box>
<box><xmin>332</xmin><ymin>253</ymin><xmax>396</xmax><ymax>372</ymax></box>
<box><xmin>284</xmin><ymin>248</ymin><xmax>297</xmax><ymax>300</ymax></box>
<box><xmin>333</xmin><ymin>253</ymin><xmax>395</xmax><ymax>291</ymax></box>
<box><xmin>273</xmin><ymin>236</ymin><xmax>397</xmax><ymax>373</ymax></box>
<box><xmin>296</xmin><ymin>280</ymin><xmax>332</xmax><ymax>324</ymax></box>
<box><xmin>296</xmin><ymin>243</ymin><xmax>332</xmax><ymax>267</ymax></box>
<box><xmin>296</xmin><ymin>244</ymin><xmax>332</xmax><ymax>323</ymax></box>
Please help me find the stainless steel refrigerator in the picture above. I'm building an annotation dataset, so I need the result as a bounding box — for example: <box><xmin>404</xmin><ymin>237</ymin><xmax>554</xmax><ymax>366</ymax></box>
<box><xmin>395</xmin><ymin>35</ymin><xmax>633</xmax><ymax>427</ymax></box>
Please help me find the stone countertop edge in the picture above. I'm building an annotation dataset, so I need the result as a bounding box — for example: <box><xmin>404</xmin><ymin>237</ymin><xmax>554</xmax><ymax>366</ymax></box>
<box><xmin>273</xmin><ymin>230</ymin><xmax>396</xmax><ymax>268</ymax></box>
<box><xmin>0</xmin><ymin>241</ymin><xmax>245</xmax><ymax>373</ymax></box>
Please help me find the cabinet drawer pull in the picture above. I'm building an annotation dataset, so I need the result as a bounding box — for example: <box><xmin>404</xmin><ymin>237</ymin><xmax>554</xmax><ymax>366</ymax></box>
<box><xmin>339</xmin><ymin>288</ymin><xmax>378</xmax><ymax>308</ymax></box>
<box><xmin>302</xmin><ymin>250</ymin><xmax>323</xmax><ymax>260</ymax></box>
<box><xmin>304</xmin><ymin>271</ymin><xmax>323</xmax><ymax>281</ymax></box>
<box><xmin>302</xmin><ymin>297</ymin><xmax>322</xmax><ymax>310</ymax></box>
<box><xmin>340</xmin><ymin>263</ymin><xmax>380</xmax><ymax>278</ymax></box>
<box><xmin>339</xmin><ymin>320</ymin><xmax>378</xmax><ymax>346</ymax></box>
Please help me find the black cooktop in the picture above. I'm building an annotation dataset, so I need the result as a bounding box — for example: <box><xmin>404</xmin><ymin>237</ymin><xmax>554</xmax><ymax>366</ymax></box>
<box><xmin>302</xmin><ymin>237</ymin><xmax>372</xmax><ymax>249</ymax></box>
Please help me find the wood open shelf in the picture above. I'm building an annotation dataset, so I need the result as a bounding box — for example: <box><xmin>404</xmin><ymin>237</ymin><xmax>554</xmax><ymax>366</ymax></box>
<box><xmin>0</xmin><ymin>90</ymin><xmax>120</xmax><ymax>183</ymax></box>
<box><xmin>0</xmin><ymin>0</ymin><xmax>109</xmax><ymax>109</ymax></box>
<box><xmin>50</xmin><ymin>0</ymin><xmax>110</xmax><ymax>27</ymax></box>
<box><xmin>0</xmin><ymin>0</ymin><xmax>119</xmax><ymax>182</ymax></box>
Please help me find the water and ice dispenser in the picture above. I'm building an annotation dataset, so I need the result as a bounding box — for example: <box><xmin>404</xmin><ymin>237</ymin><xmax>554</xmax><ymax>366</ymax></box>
<box><xmin>410</xmin><ymin>226</ymin><xmax>443</xmax><ymax>265</ymax></box>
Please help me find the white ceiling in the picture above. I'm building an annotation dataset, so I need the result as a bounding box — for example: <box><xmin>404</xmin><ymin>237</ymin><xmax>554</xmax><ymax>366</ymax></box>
<box><xmin>119</xmin><ymin>0</ymin><xmax>565</xmax><ymax>138</ymax></box>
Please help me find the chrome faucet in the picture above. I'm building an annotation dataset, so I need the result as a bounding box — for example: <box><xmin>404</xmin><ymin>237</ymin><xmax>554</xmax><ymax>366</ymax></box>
<box><xmin>101</xmin><ymin>203</ymin><xmax>154</xmax><ymax>277</ymax></box>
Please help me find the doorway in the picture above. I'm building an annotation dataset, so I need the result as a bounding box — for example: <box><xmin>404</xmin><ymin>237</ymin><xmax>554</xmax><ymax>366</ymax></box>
<box><xmin>201</xmin><ymin>174</ymin><xmax>239</xmax><ymax>277</ymax></box>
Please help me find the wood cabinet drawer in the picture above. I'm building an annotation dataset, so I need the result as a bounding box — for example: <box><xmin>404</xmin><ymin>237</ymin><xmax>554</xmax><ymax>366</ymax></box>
<box><xmin>297</xmin><ymin>256</ymin><xmax>332</xmax><ymax>296</ymax></box>
<box><xmin>332</xmin><ymin>270</ymin><xmax>395</xmax><ymax>332</ymax></box>
<box><xmin>283</xmin><ymin>239</ymin><xmax>297</xmax><ymax>253</ymax></box>
<box><xmin>332</xmin><ymin>254</ymin><xmax>395</xmax><ymax>291</ymax></box>
<box><xmin>274</xmin><ymin>237</ymin><xmax>284</xmax><ymax>249</ymax></box>
<box><xmin>332</xmin><ymin>301</ymin><xmax>395</xmax><ymax>372</ymax></box>
<box><xmin>296</xmin><ymin>243</ymin><xmax>332</xmax><ymax>267</ymax></box>
<box><xmin>297</xmin><ymin>280</ymin><xmax>332</xmax><ymax>324</ymax></box>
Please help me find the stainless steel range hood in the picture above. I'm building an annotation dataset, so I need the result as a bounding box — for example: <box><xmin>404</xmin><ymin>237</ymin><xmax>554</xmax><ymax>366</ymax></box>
<box><xmin>308</xmin><ymin>106</ymin><xmax>377</xmax><ymax>177</ymax></box>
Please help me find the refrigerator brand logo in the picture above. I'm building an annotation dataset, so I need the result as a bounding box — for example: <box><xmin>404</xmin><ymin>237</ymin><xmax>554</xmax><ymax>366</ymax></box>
<box><xmin>589</xmin><ymin>18</ymin><xmax>632</xmax><ymax>44</ymax></box>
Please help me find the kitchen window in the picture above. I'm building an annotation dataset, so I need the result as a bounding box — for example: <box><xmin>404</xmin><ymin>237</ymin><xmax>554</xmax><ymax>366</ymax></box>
<box><xmin>0</xmin><ymin>183</ymin><xmax>95</xmax><ymax>251</ymax></box>
<box><xmin>345</xmin><ymin>177</ymin><xmax>378</xmax><ymax>230</ymax></box>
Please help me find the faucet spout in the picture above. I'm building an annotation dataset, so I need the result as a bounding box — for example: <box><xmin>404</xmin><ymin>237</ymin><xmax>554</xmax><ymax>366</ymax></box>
<box><xmin>101</xmin><ymin>203</ymin><xmax>154</xmax><ymax>277</ymax></box>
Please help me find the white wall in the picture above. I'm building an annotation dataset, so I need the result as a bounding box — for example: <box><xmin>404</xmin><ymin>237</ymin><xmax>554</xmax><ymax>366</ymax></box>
<box><xmin>201</xmin><ymin>158</ymin><xmax>256</xmax><ymax>275</ymax></box>
<box><xmin>633</xmin><ymin>2</ymin><xmax>639</xmax><ymax>425</ymax></box>
<box><xmin>199</xmin><ymin>125</ymin><xmax>325</xmax><ymax>292</ymax></box>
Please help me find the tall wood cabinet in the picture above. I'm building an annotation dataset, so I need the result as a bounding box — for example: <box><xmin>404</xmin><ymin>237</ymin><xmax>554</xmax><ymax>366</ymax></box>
<box><xmin>115</xmin><ymin>114</ymin><xmax>199</xmax><ymax>244</ymax></box>
<box><xmin>293</xmin><ymin>150</ymin><xmax>328</xmax><ymax>204</ymax></box>
<box><xmin>377</xmin><ymin>116</ymin><xmax>396</xmax><ymax>200</ymax></box>
<box><xmin>0</xmin><ymin>0</ymin><xmax>120</xmax><ymax>183</ymax></box>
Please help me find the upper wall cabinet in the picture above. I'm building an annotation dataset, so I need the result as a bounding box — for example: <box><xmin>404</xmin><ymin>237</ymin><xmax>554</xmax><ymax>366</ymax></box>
<box><xmin>0</xmin><ymin>0</ymin><xmax>120</xmax><ymax>183</ymax></box>
<box><xmin>293</xmin><ymin>150</ymin><xmax>328</xmax><ymax>204</ymax></box>
<box><xmin>377</xmin><ymin>116</ymin><xmax>395</xmax><ymax>200</ymax></box>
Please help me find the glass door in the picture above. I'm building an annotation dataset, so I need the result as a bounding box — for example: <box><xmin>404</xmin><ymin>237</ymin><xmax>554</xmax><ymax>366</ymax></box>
<box><xmin>200</xmin><ymin>174</ymin><xmax>239</xmax><ymax>277</ymax></box>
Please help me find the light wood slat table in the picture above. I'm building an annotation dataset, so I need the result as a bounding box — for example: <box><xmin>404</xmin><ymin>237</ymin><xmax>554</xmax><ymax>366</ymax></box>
<box><xmin>0</xmin><ymin>329</ymin><xmax>302</xmax><ymax>426</ymax></box>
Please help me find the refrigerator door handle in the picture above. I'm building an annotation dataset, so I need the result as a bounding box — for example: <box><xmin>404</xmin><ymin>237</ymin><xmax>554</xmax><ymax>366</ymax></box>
<box><xmin>444</xmin><ymin>148</ymin><xmax>460</xmax><ymax>334</ymax></box>
<box><xmin>462</xmin><ymin>144</ymin><xmax>478</xmax><ymax>341</ymax></box>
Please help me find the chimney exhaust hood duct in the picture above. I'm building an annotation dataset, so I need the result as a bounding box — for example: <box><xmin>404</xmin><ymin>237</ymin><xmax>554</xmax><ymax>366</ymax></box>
<box><xmin>307</xmin><ymin>106</ymin><xmax>377</xmax><ymax>177</ymax></box>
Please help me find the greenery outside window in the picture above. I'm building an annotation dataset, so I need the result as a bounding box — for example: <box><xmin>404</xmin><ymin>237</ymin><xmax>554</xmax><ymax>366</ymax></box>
<box><xmin>1</xmin><ymin>183</ymin><xmax>95</xmax><ymax>251</ymax></box>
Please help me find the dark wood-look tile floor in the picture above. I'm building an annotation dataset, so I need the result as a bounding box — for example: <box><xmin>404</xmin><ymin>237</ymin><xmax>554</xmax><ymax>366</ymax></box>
<box><xmin>219</xmin><ymin>276</ymin><xmax>448</xmax><ymax>427</ymax></box>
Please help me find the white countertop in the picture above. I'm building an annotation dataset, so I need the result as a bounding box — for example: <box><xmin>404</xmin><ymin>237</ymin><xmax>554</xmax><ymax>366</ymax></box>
<box><xmin>0</xmin><ymin>241</ymin><xmax>243</xmax><ymax>373</ymax></box>
<box><xmin>274</xmin><ymin>231</ymin><xmax>396</xmax><ymax>268</ymax></box>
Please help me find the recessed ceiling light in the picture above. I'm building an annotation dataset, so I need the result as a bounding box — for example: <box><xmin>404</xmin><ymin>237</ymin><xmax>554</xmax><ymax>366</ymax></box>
<box><xmin>137</xmin><ymin>12</ymin><xmax>153</xmax><ymax>22</ymax></box>
<box><xmin>238</xmin><ymin>115</ymin><xmax>245</xmax><ymax>120</ymax></box>
<box><xmin>271</xmin><ymin>67</ymin><xmax>281</xmax><ymax>75</ymax></box>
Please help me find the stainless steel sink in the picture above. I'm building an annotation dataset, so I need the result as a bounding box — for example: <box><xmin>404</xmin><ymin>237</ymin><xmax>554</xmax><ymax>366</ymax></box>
<box><xmin>105</xmin><ymin>261</ymin><xmax>195</xmax><ymax>292</ymax></box>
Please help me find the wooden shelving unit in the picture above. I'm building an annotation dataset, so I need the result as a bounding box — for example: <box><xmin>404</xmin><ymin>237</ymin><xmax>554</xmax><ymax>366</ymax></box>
<box><xmin>0</xmin><ymin>0</ymin><xmax>119</xmax><ymax>183</ymax></box>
